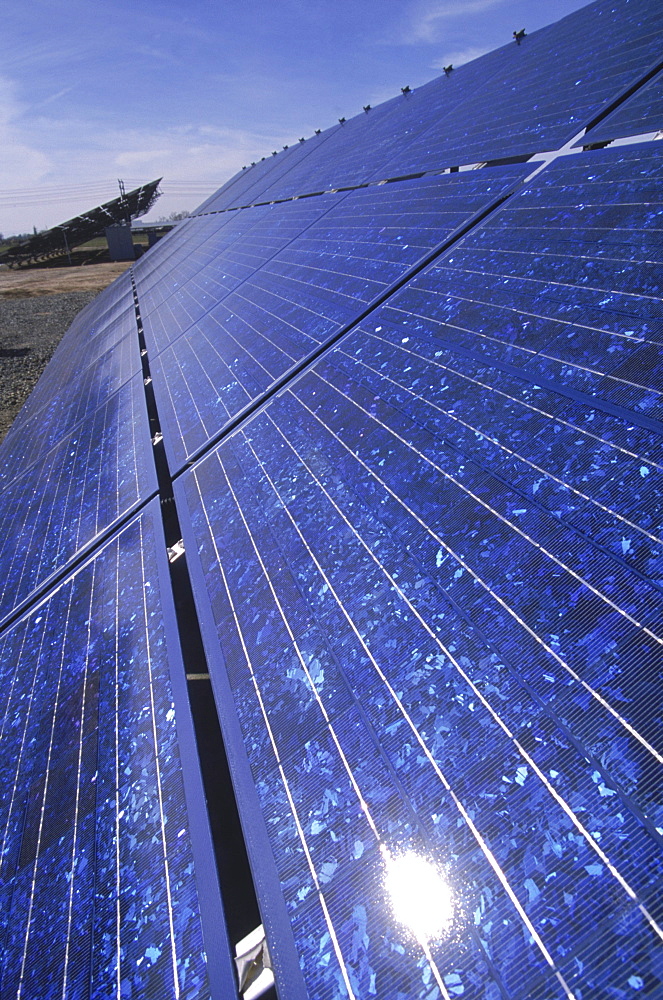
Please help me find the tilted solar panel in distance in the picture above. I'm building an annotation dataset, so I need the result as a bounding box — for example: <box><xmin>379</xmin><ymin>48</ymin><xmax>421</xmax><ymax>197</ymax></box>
<box><xmin>144</xmin><ymin>166</ymin><xmax>530</xmax><ymax>472</ymax></box>
<box><xmin>0</xmin><ymin>500</ymin><xmax>235</xmax><ymax>999</ymax></box>
<box><xmin>0</xmin><ymin>371</ymin><xmax>156</xmax><ymax>627</ymax></box>
<box><xmin>201</xmin><ymin>0</ymin><xmax>663</xmax><ymax>210</ymax></box>
<box><xmin>578</xmin><ymin>68</ymin><xmax>663</xmax><ymax>145</ymax></box>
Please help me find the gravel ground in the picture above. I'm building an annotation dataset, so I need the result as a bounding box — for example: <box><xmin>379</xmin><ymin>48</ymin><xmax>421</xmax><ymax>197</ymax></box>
<box><xmin>0</xmin><ymin>291</ymin><xmax>97</xmax><ymax>441</ymax></box>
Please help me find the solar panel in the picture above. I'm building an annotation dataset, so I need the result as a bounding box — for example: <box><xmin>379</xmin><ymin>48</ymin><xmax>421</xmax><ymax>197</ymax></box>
<box><xmin>388</xmin><ymin>142</ymin><xmax>663</xmax><ymax>425</ymax></box>
<box><xmin>143</xmin><ymin>167</ymin><xmax>530</xmax><ymax>471</ymax></box>
<box><xmin>199</xmin><ymin>0</ymin><xmax>663</xmax><ymax>210</ymax></box>
<box><xmin>0</xmin><ymin>180</ymin><xmax>161</xmax><ymax>267</ymax></box>
<box><xmin>0</xmin><ymin>499</ymin><xmax>233</xmax><ymax>998</ymax></box>
<box><xmin>578</xmin><ymin>68</ymin><xmax>663</xmax><ymax>145</ymax></box>
<box><xmin>0</xmin><ymin>373</ymin><xmax>156</xmax><ymax>626</ymax></box>
<box><xmin>1</xmin><ymin>3</ymin><xmax>661</xmax><ymax>998</ymax></box>
<box><xmin>176</xmin><ymin>389</ymin><xmax>661</xmax><ymax>998</ymax></box>
<box><xmin>171</xmin><ymin>139</ymin><xmax>663</xmax><ymax>998</ymax></box>
<box><xmin>0</xmin><ymin>332</ymin><xmax>141</xmax><ymax>491</ymax></box>
<box><xmin>193</xmin><ymin>127</ymin><xmax>344</xmax><ymax>216</ymax></box>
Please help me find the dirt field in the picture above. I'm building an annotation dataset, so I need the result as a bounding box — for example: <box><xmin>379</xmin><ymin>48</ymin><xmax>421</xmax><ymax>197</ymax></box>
<box><xmin>0</xmin><ymin>261</ymin><xmax>132</xmax><ymax>298</ymax></box>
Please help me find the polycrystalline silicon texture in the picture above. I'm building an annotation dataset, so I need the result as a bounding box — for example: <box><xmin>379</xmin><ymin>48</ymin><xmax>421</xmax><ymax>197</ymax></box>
<box><xmin>194</xmin><ymin>0</ymin><xmax>663</xmax><ymax>210</ymax></box>
<box><xmin>175</xmin><ymin>141</ymin><xmax>663</xmax><ymax>999</ymax></box>
<box><xmin>0</xmin><ymin>370</ymin><xmax>156</xmax><ymax>625</ymax></box>
<box><xmin>140</xmin><ymin>166</ymin><xmax>530</xmax><ymax>471</ymax></box>
<box><xmin>394</xmin><ymin>142</ymin><xmax>663</xmax><ymax>427</ymax></box>
<box><xmin>0</xmin><ymin>501</ymin><xmax>212</xmax><ymax>1000</ymax></box>
<box><xmin>0</xmin><ymin>323</ymin><xmax>141</xmax><ymax>491</ymax></box>
<box><xmin>578</xmin><ymin>68</ymin><xmax>663</xmax><ymax>145</ymax></box>
<box><xmin>0</xmin><ymin>262</ymin><xmax>158</xmax><ymax>625</ymax></box>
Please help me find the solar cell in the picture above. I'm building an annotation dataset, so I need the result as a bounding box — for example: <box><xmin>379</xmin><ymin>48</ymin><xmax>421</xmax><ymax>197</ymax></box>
<box><xmin>578</xmin><ymin>67</ymin><xmax>663</xmax><ymax>145</ymax></box>
<box><xmin>0</xmin><ymin>373</ymin><xmax>156</xmax><ymax>627</ymax></box>
<box><xmin>142</xmin><ymin>166</ymin><xmax>530</xmax><ymax>471</ymax></box>
<box><xmin>0</xmin><ymin>500</ymin><xmax>233</xmax><ymax>998</ymax></box>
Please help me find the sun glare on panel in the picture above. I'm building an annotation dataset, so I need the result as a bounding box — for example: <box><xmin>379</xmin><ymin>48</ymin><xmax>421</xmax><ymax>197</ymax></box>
<box><xmin>383</xmin><ymin>849</ymin><xmax>454</xmax><ymax>942</ymax></box>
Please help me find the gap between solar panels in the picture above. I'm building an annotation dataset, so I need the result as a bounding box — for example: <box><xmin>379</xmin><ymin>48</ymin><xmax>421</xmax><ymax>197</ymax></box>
<box><xmin>192</xmin><ymin>160</ymin><xmax>532</xmax><ymax>218</ymax></box>
<box><xmin>170</xmin><ymin>167</ymin><xmax>544</xmax><ymax>476</ymax></box>
<box><xmin>579</xmin><ymin>54</ymin><xmax>663</xmax><ymax>140</ymax></box>
<box><xmin>128</xmin><ymin>273</ymin><xmax>269</xmax><ymax>962</ymax></box>
<box><xmin>169</xmin><ymin>119</ymin><xmax>663</xmax><ymax>479</ymax></box>
<box><xmin>0</xmin><ymin>487</ymin><xmax>160</xmax><ymax>637</ymax></box>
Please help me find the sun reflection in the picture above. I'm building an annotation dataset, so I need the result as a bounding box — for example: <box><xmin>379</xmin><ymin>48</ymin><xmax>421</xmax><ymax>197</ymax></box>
<box><xmin>383</xmin><ymin>847</ymin><xmax>454</xmax><ymax>942</ymax></box>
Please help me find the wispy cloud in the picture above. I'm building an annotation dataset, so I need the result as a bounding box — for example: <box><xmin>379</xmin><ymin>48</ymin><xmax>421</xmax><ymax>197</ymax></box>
<box><xmin>0</xmin><ymin>76</ymin><xmax>51</xmax><ymax>200</ymax></box>
<box><xmin>399</xmin><ymin>0</ymin><xmax>505</xmax><ymax>44</ymax></box>
<box><xmin>31</xmin><ymin>86</ymin><xmax>75</xmax><ymax>110</ymax></box>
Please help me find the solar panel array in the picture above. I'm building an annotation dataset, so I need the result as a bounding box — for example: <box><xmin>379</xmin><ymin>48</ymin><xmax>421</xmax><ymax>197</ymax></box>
<box><xmin>1</xmin><ymin>1</ymin><xmax>662</xmax><ymax>998</ymax></box>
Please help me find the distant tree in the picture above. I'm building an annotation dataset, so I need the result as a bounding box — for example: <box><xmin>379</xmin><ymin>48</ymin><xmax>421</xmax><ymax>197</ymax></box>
<box><xmin>151</xmin><ymin>210</ymin><xmax>190</xmax><ymax>223</ymax></box>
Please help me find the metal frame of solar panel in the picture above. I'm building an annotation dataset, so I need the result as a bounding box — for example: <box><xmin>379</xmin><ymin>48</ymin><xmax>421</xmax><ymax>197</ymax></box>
<box><xmin>0</xmin><ymin>1</ymin><xmax>662</xmax><ymax>998</ymax></box>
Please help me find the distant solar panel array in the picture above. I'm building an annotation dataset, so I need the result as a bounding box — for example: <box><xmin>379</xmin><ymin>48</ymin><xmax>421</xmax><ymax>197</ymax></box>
<box><xmin>0</xmin><ymin>179</ymin><xmax>161</xmax><ymax>267</ymax></box>
<box><xmin>1</xmin><ymin>1</ymin><xmax>662</xmax><ymax>998</ymax></box>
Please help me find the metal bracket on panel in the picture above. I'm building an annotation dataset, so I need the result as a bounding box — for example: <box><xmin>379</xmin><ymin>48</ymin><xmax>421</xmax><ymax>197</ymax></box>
<box><xmin>235</xmin><ymin>925</ymin><xmax>274</xmax><ymax>1000</ymax></box>
<box><xmin>144</xmin><ymin>376</ymin><xmax>152</xmax><ymax>385</ymax></box>
<box><xmin>152</xmin><ymin>431</ymin><xmax>163</xmax><ymax>446</ymax></box>
<box><xmin>141</xmin><ymin>347</ymin><xmax>148</xmax><ymax>356</ymax></box>
<box><xmin>167</xmin><ymin>539</ymin><xmax>185</xmax><ymax>563</ymax></box>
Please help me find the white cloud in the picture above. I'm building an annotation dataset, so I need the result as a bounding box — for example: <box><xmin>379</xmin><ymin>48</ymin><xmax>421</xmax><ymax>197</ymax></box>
<box><xmin>400</xmin><ymin>0</ymin><xmax>505</xmax><ymax>44</ymax></box>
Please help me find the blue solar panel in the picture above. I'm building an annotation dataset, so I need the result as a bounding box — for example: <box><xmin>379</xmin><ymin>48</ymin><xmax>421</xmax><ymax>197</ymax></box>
<box><xmin>170</xmin><ymin>139</ymin><xmax>663</xmax><ymax>998</ymax></box>
<box><xmin>194</xmin><ymin>127</ymin><xmax>344</xmax><ymax>216</ymax></box>
<box><xmin>388</xmin><ymin>143</ymin><xmax>663</xmax><ymax>422</ymax></box>
<box><xmin>1</xmin><ymin>4</ymin><xmax>662</xmax><ymax>998</ymax></box>
<box><xmin>579</xmin><ymin>68</ymin><xmax>663</xmax><ymax>145</ymax></box>
<box><xmin>0</xmin><ymin>332</ymin><xmax>141</xmax><ymax>491</ymax></box>
<box><xmin>0</xmin><ymin>373</ymin><xmax>156</xmax><ymax>626</ymax></box>
<box><xmin>133</xmin><ymin>211</ymin><xmax>268</xmax><ymax>310</ymax></box>
<box><xmin>201</xmin><ymin>0</ymin><xmax>663</xmax><ymax>210</ymax></box>
<box><xmin>176</xmin><ymin>384</ymin><xmax>662</xmax><ymax>998</ymax></box>
<box><xmin>142</xmin><ymin>167</ymin><xmax>530</xmax><ymax>471</ymax></box>
<box><xmin>0</xmin><ymin>499</ymin><xmax>233</xmax><ymax>998</ymax></box>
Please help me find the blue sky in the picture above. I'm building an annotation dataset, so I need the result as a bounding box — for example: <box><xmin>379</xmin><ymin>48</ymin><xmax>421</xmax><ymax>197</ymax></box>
<box><xmin>0</xmin><ymin>0</ymin><xmax>589</xmax><ymax>236</ymax></box>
